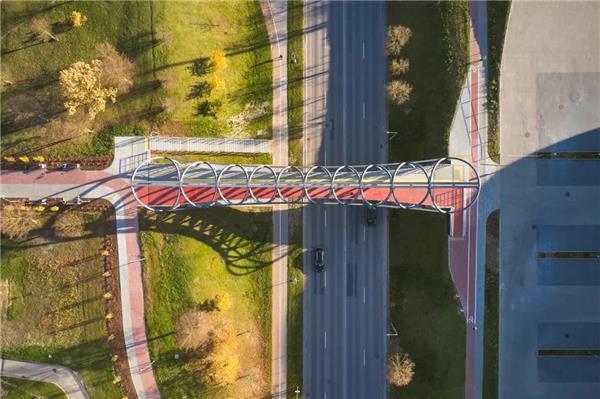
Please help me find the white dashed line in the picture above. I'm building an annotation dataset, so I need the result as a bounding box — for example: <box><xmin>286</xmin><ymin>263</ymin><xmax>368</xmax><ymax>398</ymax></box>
<box><xmin>363</xmin><ymin>349</ymin><xmax>366</xmax><ymax>366</ymax></box>
<box><xmin>362</xmin><ymin>102</ymin><xmax>366</xmax><ymax>119</ymax></box>
<box><xmin>362</xmin><ymin>41</ymin><xmax>366</xmax><ymax>59</ymax></box>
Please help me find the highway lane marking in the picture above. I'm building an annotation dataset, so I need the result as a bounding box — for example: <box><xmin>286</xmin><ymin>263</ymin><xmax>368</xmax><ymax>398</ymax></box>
<box><xmin>363</xmin><ymin>349</ymin><xmax>366</xmax><ymax>367</ymax></box>
<box><xmin>324</xmin><ymin>270</ymin><xmax>327</xmax><ymax>288</ymax></box>
<box><xmin>362</xmin><ymin>102</ymin><xmax>366</xmax><ymax>119</ymax></box>
<box><xmin>363</xmin><ymin>225</ymin><xmax>366</xmax><ymax>241</ymax></box>
<box><xmin>363</xmin><ymin>287</ymin><xmax>366</xmax><ymax>304</ymax></box>
<box><xmin>324</xmin><ymin>209</ymin><xmax>327</xmax><ymax>228</ymax></box>
<box><xmin>362</xmin><ymin>41</ymin><xmax>366</xmax><ymax>59</ymax></box>
<box><xmin>324</xmin><ymin>330</ymin><xmax>327</xmax><ymax>349</ymax></box>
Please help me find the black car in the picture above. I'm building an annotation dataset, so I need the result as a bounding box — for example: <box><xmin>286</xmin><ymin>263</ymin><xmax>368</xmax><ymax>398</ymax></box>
<box><xmin>314</xmin><ymin>247</ymin><xmax>325</xmax><ymax>272</ymax></box>
<box><xmin>366</xmin><ymin>206</ymin><xmax>377</xmax><ymax>226</ymax></box>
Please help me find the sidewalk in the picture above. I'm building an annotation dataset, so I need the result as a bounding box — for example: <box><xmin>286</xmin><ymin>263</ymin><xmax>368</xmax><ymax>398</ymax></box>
<box><xmin>1</xmin><ymin>358</ymin><xmax>90</xmax><ymax>399</ymax></box>
<box><xmin>447</xmin><ymin>1</ymin><xmax>499</xmax><ymax>398</ymax></box>
<box><xmin>259</xmin><ymin>1</ymin><xmax>290</xmax><ymax>397</ymax></box>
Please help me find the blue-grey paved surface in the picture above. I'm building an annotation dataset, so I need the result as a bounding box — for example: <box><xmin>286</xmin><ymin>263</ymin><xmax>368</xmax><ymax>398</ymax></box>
<box><xmin>543</xmin><ymin>129</ymin><xmax>600</xmax><ymax>152</ymax></box>
<box><xmin>537</xmin><ymin>225</ymin><xmax>600</xmax><ymax>251</ymax></box>
<box><xmin>536</xmin><ymin>159</ymin><xmax>600</xmax><ymax>186</ymax></box>
<box><xmin>537</xmin><ymin>322</ymin><xmax>600</xmax><ymax>348</ymax></box>
<box><xmin>538</xmin><ymin>357</ymin><xmax>600</xmax><ymax>383</ymax></box>
<box><xmin>537</xmin><ymin>259</ymin><xmax>600</xmax><ymax>285</ymax></box>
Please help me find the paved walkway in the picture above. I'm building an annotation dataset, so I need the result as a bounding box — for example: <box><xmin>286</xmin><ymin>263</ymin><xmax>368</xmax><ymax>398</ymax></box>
<box><xmin>0</xmin><ymin>138</ymin><xmax>160</xmax><ymax>399</ymax></box>
<box><xmin>447</xmin><ymin>1</ymin><xmax>498</xmax><ymax>398</ymax></box>
<box><xmin>259</xmin><ymin>1</ymin><xmax>289</xmax><ymax>397</ymax></box>
<box><xmin>1</xmin><ymin>358</ymin><xmax>90</xmax><ymax>399</ymax></box>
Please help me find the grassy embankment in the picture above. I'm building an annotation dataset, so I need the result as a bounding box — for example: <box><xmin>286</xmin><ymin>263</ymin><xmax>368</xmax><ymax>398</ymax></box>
<box><xmin>1</xmin><ymin>1</ymin><xmax>272</xmax><ymax>157</ymax></box>
<box><xmin>287</xmin><ymin>0</ymin><xmax>305</xmax><ymax>166</ymax></box>
<box><xmin>286</xmin><ymin>1</ymin><xmax>305</xmax><ymax>395</ymax></box>
<box><xmin>486</xmin><ymin>1</ymin><xmax>511</xmax><ymax>164</ymax></box>
<box><xmin>483</xmin><ymin>210</ymin><xmax>499</xmax><ymax>399</ymax></box>
<box><xmin>140</xmin><ymin>207</ymin><xmax>273</xmax><ymax>399</ymax></box>
<box><xmin>387</xmin><ymin>2</ymin><xmax>469</xmax><ymax>398</ymax></box>
<box><xmin>0</xmin><ymin>377</ymin><xmax>66</xmax><ymax>399</ymax></box>
<box><xmin>0</xmin><ymin>211</ymin><xmax>121</xmax><ymax>399</ymax></box>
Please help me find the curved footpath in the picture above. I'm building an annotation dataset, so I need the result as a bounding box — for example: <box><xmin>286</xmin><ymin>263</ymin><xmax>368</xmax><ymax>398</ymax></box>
<box><xmin>0</xmin><ymin>137</ymin><xmax>160</xmax><ymax>399</ymax></box>
<box><xmin>0</xmin><ymin>358</ymin><xmax>90</xmax><ymax>399</ymax></box>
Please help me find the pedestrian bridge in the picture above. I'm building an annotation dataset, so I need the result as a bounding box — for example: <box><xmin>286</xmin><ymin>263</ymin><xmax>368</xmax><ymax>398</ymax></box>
<box><xmin>131</xmin><ymin>157</ymin><xmax>480</xmax><ymax>213</ymax></box>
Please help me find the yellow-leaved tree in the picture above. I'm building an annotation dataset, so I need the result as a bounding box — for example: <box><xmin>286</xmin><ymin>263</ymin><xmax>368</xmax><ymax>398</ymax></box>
<box><xmin>387</xmin><ymin>352</ymin><xmax>415</xmax><ymax>387</ymax></box>
<box><xmin>70</xmin><ymin>11</ymin><xmax>88</xmax><ymax>28</ymax></box>
<box><xmin>59</xmin><ymin>60</ymin><xmax>117</xmax><ymax>119</ymax></box>
<box><xmin>210</xmin><ymin>50</ymin><xmax>228</xmax><ymax>71</ymax></box>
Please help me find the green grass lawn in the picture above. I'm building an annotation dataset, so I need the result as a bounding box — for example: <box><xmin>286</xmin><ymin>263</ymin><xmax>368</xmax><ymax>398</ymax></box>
<box><xmin>0</xmin><ymin>211</ymin><xmax>122</xmax><ymax>399</ymax></box>
<box><xmin>387</xmin><ymin>1</ymin><xmax>468</xmax><ymax>160</ymax></box>
<box><xmin>139</xmin><ymin>207</ymin><xmax>272</xmax><ymax>399</ymax></box>
<box><xmin>1</xmin><ymin>1</ymin><xmax>272</xmax><ymax>157</ymax></box>
<box><xmin>386</xmin><ymin>2</ymin><xmax>468</xmax><ymax>397</ymax></box>
<box><xmin>483</xmin><ymin>210</ymin><xmax>499</xmax><ymax>399</ymax></box>
<box><xmin>286</xmin><ymin>206</ymin><xmax>304</xmax><ymax>395</ymax></box>
<box><xmin>389</xmin><ymin>211</ymin><xmax>465</xmax><ymax>399</ymax></box>
<box><xmin>151</xmin><ymin>1</ymin><xmax>272</xmax><ymax>139</ymax></box>
<box><xmin>487</xmin><ymin>1</ymin><xmax>511</xmax><ymax>163</ymax></box>
<box><xmin>0</xmin><ymin>377</ymin><xmax>66</xmax><ymax>399</ymax></box>
<box><xmin>287</xmin><ymin>0</ymin><xmax>304</xmax><ymax>166</ymax></box>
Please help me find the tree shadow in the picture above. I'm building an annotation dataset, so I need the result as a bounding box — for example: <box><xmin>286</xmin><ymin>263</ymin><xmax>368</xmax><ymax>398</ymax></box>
<box><xmin>186</xmin><ymin>81</ymin><xmax>211</xmax><ymax>101</ymax></box>
<box><xmin>117</xmin><ymin>30</ymin><xmax>161</xmax><ymax>59</ymax></box>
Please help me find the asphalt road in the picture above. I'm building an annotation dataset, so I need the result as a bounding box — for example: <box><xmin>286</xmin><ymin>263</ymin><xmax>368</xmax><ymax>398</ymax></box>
<box><xmin>303</xmin><ymin>2</ymin><xmax>388</xmax><ymax>398</ymax></box>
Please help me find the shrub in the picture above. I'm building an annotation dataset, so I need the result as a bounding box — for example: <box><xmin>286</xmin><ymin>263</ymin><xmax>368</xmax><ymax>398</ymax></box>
<box><xmin>1</xmin><ymin>206</ymin><xmax>40</xmax><ymax>240</ymax></box>
<box><xmin>386</xmin><ymin>80</ymin><xmax>412</xmax><ymax>106</ymax></box>
<box><xmin>386</xmin><ymin>25</ymin><xmax>412</xmax><ymax>56</ymax></box>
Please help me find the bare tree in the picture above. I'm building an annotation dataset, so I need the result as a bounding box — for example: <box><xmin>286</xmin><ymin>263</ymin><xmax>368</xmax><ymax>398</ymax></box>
<box><xmin>390</xmin><ymin>58</ymin><xmax>410</xmax><ymax>76</ymax></box>
<box><xmin>386</xmin><ymin>80</ymin><xmax>412</xmax><ymax>106</ymax></box>
<box><xmin>31</xmin><ymin>17</ymin><xmax>58</xmax><ymax>42</ymax></box>
<box><xmin>386</xmin><ymin>25</ymin><xmax>412</xmax><ymax>56</ymax></box>
<box><xmin>387</xmin><ymin>352</ymin><xmax>415</xmax><ymax>387</ymax></box>
<box><xmin>1</xmin><ymin>205</ymin><xmax>40</xmax><ymax>240</ymax></box>
<box><xmin>95</xmin><ymin>43</ymin><xmax>135</xmax><ymax>95</ymax></box>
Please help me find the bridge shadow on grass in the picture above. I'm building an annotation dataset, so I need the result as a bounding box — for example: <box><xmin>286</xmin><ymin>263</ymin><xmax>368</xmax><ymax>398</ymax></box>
<box><xmin>139</xmin><ymin>207</ymin><xmax>281</xmax><ymax>276</ymax></box>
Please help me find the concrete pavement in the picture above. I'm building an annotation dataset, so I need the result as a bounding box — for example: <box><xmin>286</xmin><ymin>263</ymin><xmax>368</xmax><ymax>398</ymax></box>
<box><xmin>302</xmin><ymin>2</ymin><xmax>388</xmax><ymax>398</ymax></box>
<box><xmin>499</xmin><ymin>2</ymin><xmax>600</xmax><ymax>398</ymax></box>
<box><xmin>259</xmin><ymin>0</ymin><xmax>290</xmax><ymax>397</ymax></box>
<box><xmin>1</xmin><ymin>358</ymin><xmax>90</xmax><ymax>399</ymax></box>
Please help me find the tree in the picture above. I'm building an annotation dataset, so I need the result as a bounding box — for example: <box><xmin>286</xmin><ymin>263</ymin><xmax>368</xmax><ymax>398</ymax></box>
<box><xmin>390</xmin><ymin>58</ymin><xmax>410</xmax><ymax>76</ymax></box>
<box><xmin>70</xmin><ymin>11</ymin><xmax>87</xmax><ymax>28</ymax></box>
<box><xmin>386</xmin><ymin>80</ymin><xmax>412</xmax><ymax>106</ymax></box>
<box><xmin>0</xmin><ymin>205</ymin><xmax>40</xmax><ymax>240</ymax></box>
<box><xmin>95</xmin><ymin>43</ymin><xmax>135</xmax><ymax>95</ymax></box>
<box><xmin>31</xmin><ymin>17</ymin><xmax>58</xmax><ymax>42</ymax></box>
<box><xmin>387</xmin><ymin>352</ymin><xmax>415</xmax><ymax>387</ymax></box>
<box><xmin>205</xmin><ymin>74</ymin><xmax>225</xmax><ymax>98</ymax></box>
<box><xmin>209</xmin><ymin>50</ymin><xmax>227</xmax><ymax>70</ymax></box>
<box><xmin>59</xmin><ymin>60</ymin><xmax>117</xmax><ymax>119</ymax></box>
<box><xmin>386</xmin><ymin>25</ymin><xmax>412</xmax><ymax>56</ymax></box>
